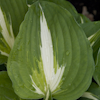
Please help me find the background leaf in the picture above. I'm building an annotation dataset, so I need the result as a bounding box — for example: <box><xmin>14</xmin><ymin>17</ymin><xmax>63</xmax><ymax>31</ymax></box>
<box><xmin>0</xmin><ymin>0</ymin><xmax>28</xmax><ymax>64</ymax></box>
<box><xmin>80</xmin><ymin>21</ymin><xmax>100</xmax><ymax>61</ymax></box>
<box><xmin>0</xmin><ymin>71</ymin><xmax>21</xmax><ymax>100</ymax></box>
<box><xmin>0</xmin><ymin>0</ymin><xmax>28</xmax><ymax>37</ymax></box>
<box><xmin>77</xmin><ymin>14</ymin><xmax>91</xmax><ymax>24</ymax></box>
<box><xmin>79</xmin><ymin>82</ymin><xmax>100</xmax><ymax>100</ymax></box>
<box><xmin>80</xmin><ymin>21</ymin><xmax>100</xmax><ymax>38</ymax></box>
<box><xmin>27</xmin><ymin>0</ymin><xmax>84</xmax><ymax>23</ymax></box>
<box><xmin>93</xmin><ymin>49</ymin><xmax>100</xmax><ymax>86</ymax></box>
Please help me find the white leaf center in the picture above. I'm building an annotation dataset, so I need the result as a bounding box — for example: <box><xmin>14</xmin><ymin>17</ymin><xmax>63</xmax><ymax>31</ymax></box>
<box><xmin>40</xmin><ymin>5</ymin><xmax>65</xmax><ymax>93</ymax></box>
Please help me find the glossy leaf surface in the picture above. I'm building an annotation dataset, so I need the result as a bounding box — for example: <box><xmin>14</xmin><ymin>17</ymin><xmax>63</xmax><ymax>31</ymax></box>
<box><xmin>7</xmin><ymin>1</ymin><xmax>94</xmax><ymax>100</ymax></box>
<box><xmin>80</xmin><ymin>21</ymin><xmax>100</xmax><ymax>61</ymax></box>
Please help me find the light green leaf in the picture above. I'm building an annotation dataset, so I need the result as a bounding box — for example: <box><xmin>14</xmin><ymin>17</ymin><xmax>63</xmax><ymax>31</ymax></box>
<box><xmin>7</xmin><ymin>1</ymin><xmax>94</xmax><ymax>100</ymax></box>
<box><xmin>0</xmin><ymin>71</ymin><xmax>21</xmax><ymax>100</ymax></box>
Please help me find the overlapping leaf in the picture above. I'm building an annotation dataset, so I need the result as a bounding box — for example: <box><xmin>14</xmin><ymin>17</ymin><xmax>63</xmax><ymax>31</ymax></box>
<box><xmin>0</xmin><ymin>0</ymin><xmax>28</xmax><ymax>64</ymax></box>
<box><xmin>80</xmin><ymin>21</ymin><xmax>100</xmax><ymax>61</ymax></box>
<box><xmin>92</xmin><ymin>33</ymin><xmax>100</xmax><ymax>61</ymax></box>
<box><xmin>0</xmin><ymin>71</ymin><xmax>33</xmax><ymax>100</ymax></box>
<box><xmin>79</xmin><ymin>82</ymin><xmax>100</xmax><ymax>100</ymax></box>
<box><xmin>0</xmin><ymin>71</ymin><xmax>21</xmax><ymax>100</ymax></box>
<box><xmin>80</xmin><ymin>21</ymin><xmax>100</xmax><ymax>38</ymax></box>
<box><xmin>77</xmin><ymin>14</ymin><xmax>91</xmax><ymax>24</ymax></box>
<box><xmin>7</xmin><ymin>1</ymin><xmax>94</xmax><ymax>100</ymax></box>
<box><xmin>0</xmin><ymin>0</ymin><xmax>28</xmax><ymax>37</ymax></box>
<box><xmin>93</xmin><ymin>49</ymin><xmax>100</xmax><ymax>86</ymax></box>
<box><xmin>27</xmin><ymin>0</ymin><xmax>85</xmax><ymax>23</ymax></box>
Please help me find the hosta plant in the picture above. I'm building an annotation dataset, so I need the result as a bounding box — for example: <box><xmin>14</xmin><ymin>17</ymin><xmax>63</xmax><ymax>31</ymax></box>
<box><xmin>0</xmin><ymin>0</ymin><xmax>100</xmax><ymax>100</ymax></box>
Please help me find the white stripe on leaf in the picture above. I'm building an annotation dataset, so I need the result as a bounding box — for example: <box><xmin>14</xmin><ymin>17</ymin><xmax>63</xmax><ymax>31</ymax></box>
<box><xmin>0</xmin><ymin>50</ymin><xmax>9</xmax><ymax>57</ymax></box>
<box><xmin>82</xmin><ymin>92</ymin><xmax>98</xmax><ymax>100</ymax></box>
<box><xmin>30</xmin><ymin>75</ymin><xmax>44</xmax><ymax>95</ymax></box>
<box><xmin>40</xmin><ymin>5</ymin><xmax>65</xmax><ymax>93</ymax></box>
<box><xmin>0</xmin><ymin>8</ymin><xmax>14</xmax><ymax>49</ymax></box>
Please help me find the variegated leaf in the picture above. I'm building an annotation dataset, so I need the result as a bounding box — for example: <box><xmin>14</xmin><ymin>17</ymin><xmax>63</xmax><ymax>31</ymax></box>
<box><xmin>7</xmin><ymin>1</ymin><xmax>94</xmax><ymax>100</ymax></box>
<box><xmin>93</xmin><ymin>49</ymin><xmax>100</xmax><ymax>86</ymax></box>
<box><xmin>80</xmin><ymin>21</ymin><xmax>100</xmax><ymax>38</ymax></box>
<box><xmin>80</xmin><ymin>82</ymin><xmax>100</xmax><ymax>100</ymax></box>
<box><xmin>0</xmin><ymin>8</ymin><xmax>14</xmax><ymax>56</ymax></box>
<box><xmin>27</xmin><ymin>0</ymin><xmax>81</xmax><ymax>22</ymax></box>
<box><xmin>80</xmin><ymin>92</ymin><xmax>99</xmax><ymax>100</ymax></box>
<box><xmin>0</xmin><ymin>0</ymin><xmax>28</xmax><ymax>64</ymax></box>
<box><xmin>0</xmin><ymin>0</ymin><xmax>28</xmax><ymax>37</ymax></box>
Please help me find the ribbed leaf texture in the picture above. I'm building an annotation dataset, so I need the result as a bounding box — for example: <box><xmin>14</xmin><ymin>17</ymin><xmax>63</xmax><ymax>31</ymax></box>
<box><xmin>0</xmin><ymin>0</ymin><xmax>28</xmax><ymax>37</ymax></box>
<box><xmin>93</xmin><ymin>49</ymin><xmax>100</xmax><ymax>86</ymax></box>
<box><xmin>7</xmin><ymin>1</ymin><xmax>94</xmax><ymax>100</ymax></box>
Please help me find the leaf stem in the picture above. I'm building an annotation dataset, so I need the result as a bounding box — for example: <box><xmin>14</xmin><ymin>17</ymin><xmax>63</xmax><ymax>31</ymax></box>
<box><xmin>44</xmin><ymin>88</ymin><xmax>53</xmax><ymax>100</ymax></box>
